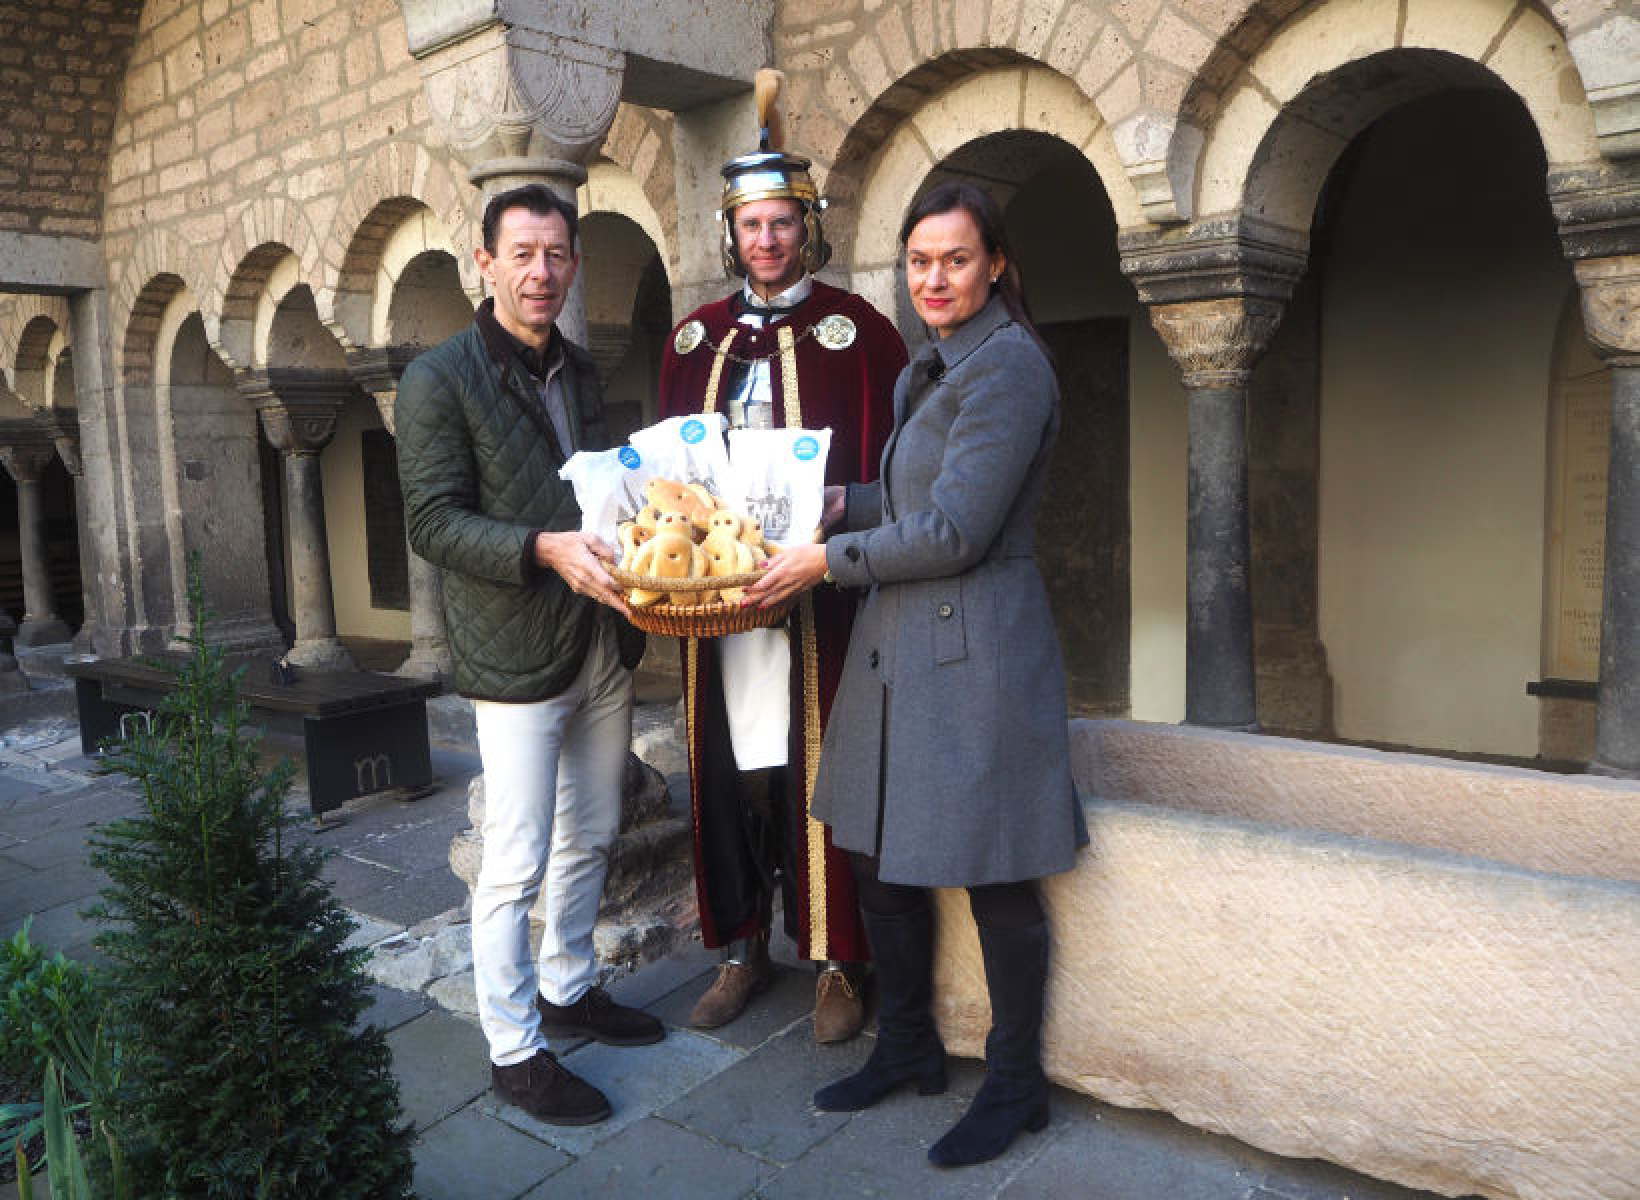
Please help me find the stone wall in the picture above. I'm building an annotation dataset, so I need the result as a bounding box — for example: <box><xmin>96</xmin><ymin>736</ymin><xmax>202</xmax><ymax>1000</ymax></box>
<box><xmin>0</xmin><ymin>0</ymin><xmax>141</xmax><ymax>237</ymax></box>
<box><xmin>931</xmin><ymin>721</ymin><xmax>1640</xmax><ymax>1200</ymax></box>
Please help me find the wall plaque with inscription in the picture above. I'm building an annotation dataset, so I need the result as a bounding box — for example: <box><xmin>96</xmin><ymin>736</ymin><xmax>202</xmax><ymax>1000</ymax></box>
<box><xmin>1545</xmin><ymin>374</ymin><xmax>1608</xmax><ymax>680</ymax></box>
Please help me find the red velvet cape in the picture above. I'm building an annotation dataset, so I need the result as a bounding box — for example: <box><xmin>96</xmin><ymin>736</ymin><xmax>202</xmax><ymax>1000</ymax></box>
<box><xmin>658</xmin><ymin>280</ymin><xmax>904</xmax><ymax>960</ymax></box>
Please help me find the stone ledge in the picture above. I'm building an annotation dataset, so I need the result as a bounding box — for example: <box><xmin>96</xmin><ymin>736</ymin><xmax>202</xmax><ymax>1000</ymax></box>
<box><xmin>1070</xmin><ymin>718</ymin><xmax>1640</xmax><ymax>882</ymax></box>
<box><xmin>930</xmin><ymin>726</ymin><xmax>1640</xmax><ymax>1200</ymax></box>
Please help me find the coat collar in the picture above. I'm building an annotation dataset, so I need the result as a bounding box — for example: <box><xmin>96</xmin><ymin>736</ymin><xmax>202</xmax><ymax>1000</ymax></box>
<box><xmin>475</xmin><ymin>296</ymin><xmax>568</xmax><ymax>377</ymax></box>
<box><xmin>912</xmin><ymin>292</ymin><xmax>1012</xmax><ymax>379</ymax></box>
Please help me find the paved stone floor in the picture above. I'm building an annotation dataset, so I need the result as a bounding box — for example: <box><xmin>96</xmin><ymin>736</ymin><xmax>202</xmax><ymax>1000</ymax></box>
<box><xmin>0</xmin><ymin>682</ymin><xmax>1464</xmax><ymax>1200</ymax></box>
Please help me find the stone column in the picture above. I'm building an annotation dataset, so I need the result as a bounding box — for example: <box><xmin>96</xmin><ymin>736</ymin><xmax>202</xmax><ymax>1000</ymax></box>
<box><xmin>0</xmin><ymin>426</ymin><xmax>73</xmax><ymax>647</ymax></box>
<box><xmin>244</xmin><ymin>371</ymin><xmax>356</xmax><ymax>671</ymax></box>
<box><xmin>1123</xmin><ymin>222</ymin><xmax>1305</xmax><ymax>729</ymax></box>
<box><xmin>40</xmin><ymin>409</ymin><xmax>96</xmax><ymax>656</ymax></box>
<box><xmin>1554</xmin><ymin>165</ymin><xmax>1640</xmax><ymax>777</ymax></box>
<box><xmin>402</xmin><ymin>6</ymin><xmax>625</xmax><ymax>347</ymax></box>
<box><xmin>351</xmin><ymin>348</ymin><xmax>452</xmax><ymax>682</ymax></box>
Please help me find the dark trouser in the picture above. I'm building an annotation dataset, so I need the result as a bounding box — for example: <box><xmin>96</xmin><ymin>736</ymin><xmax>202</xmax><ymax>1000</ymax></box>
<box><xmin>696</xmin><ymin>668</ymin><xmax>797</xmax><ymax>948</ymax></box>
<box><xmin>848</xmin><ymin>852</ymin><xmax>1052</xmax><ymax>1167</ymax></box>
<box><xmin>848</xmin><ymin>852</ymin><xmax>1044</xmax><ymax>929</ymax></box>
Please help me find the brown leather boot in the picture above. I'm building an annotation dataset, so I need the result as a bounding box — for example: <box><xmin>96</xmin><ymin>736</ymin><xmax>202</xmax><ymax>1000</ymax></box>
<box><xmin>813</xmin><ymin>963</ymin><xmax>865</xmax><ymax>1044</ymax></box>
<box><xmin>491</xmin><ymin>1049</ymin><xmax>610</xmax><ymax>1126</ymax></box>
<box><xmin>689</xmin><ymin>937</ymin><xmax>773</xmax><ymax>1029</ymax></box>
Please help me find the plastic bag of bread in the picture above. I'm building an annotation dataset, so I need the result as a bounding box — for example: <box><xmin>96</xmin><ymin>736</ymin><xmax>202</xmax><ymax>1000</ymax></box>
<box><xmin>724</xmin><ymin>427</ymin><xmax>831</xmax><ymax>548</ymax></box>
<box><xmin>627</xmin><ymin>413</ymin><xmax>731</xmax><ymax>505</ymax></box>
<box><xmin>558</xmin><ymin>443</ymin><xmax>660</xmax><ymax>547</ymax></box>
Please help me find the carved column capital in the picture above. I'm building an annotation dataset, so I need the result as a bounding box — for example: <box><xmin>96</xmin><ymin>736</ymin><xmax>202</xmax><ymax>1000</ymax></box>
<box><xmin>238</xmin><ymin>368</ymin><xmax>353</xmax><ymax>457</ymax></box>
<box><xmin>347</xmin><ymin>346</ymin><xmax>424</xmax><ymax>434</ymax></box>
<box><xmin>408</xmin><ymin>14</ymin><xmax>624</xmax><ymax>192</ymax></box>
<box><xmin>1553</xmin><ymin>162</ymin><xmax>1640</xmax><ymax>367</ymax></box>
<box><xmin>1148</xmin><ymin>297</ymin><xmax>1287</xmax><ymax>390</ymax></box>
<box><xmin>1570</xmin><ymin>255</ymin><xmax>1640</xmax><ymax>368</ymax></box>
<box><xmin>0</xmin><ymin>418</ymin><xmax>60</xmax><ymax>484</ymax></box>
<box><xmin>1121</xmin><ymin>217</ymin><xmax>1306</xmax><ymax>388</ymax></box>
<box><xmin>39</xmin><ymin>408</ymin><xmax>81</xmax><ymax>476</ymax></box>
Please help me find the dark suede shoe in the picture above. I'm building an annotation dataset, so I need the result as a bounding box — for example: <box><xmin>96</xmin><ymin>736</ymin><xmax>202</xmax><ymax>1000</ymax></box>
<box><xmin>491</xmin><ymin>1049</ymin><xmax>610</xmax><ymax>1126</ymax></box>
<box><xmin>537</xmin><ymin>986</ymin><xmax>665</xmax><ymax>1046</ymax></box>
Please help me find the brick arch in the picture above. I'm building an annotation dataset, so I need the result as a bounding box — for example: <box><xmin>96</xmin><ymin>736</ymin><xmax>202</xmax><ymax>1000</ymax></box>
<box><xmin>599</xmin><ymin>104</ymin><xmax>679</xmax><ymax>276</ymax></box>
<box><xmin>1189</xmin><ymin>0</ymin><xmax>1602</xmax><ymax>234</ymax></box>
<box><xmin>321</xmin><ymin>139</ymin><xmax>478</xmax><ymax>348</ymax></box>
<box><xmin>835</xmin><ymin>64</ymin><xmax>1139</xmax><ymax>274</ymax></box>
<box><xmin>582</xmin><ymin>159</ymin><xmax>673</xmax><ymax>287</ymax></box>
<box><xmin>121</xmin><ymin>273</ymin><xmax>192</xmax><ymax>390</ymax></box>
<box><xmin>1167</xmin><ymin>0</ymin><xmax>1604</xmax><ymax>227</ymax></box>
<box><xmin>211</xmin><ymin>196</ymin><xmax>327</xmax><ymax>367</ymax></box>
<box><xmin>775</xmin><ymin>2</ymin><xmax>1193</xmax><ymax>236</ymax></box>
<box><xmin>107</xmin><ymin>226</ymin><xmax>209</xmax><ymax>381</ymax></box>
<box><xmin>0</xmin><ymin>294</ymin><xmax>72</xmax><ymax>404</ymax></box>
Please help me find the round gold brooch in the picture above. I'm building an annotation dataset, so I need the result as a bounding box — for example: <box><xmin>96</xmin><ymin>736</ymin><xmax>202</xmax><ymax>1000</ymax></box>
<box><xmin>673</xmin><ymin>320</ymin><xmax>706</xmax><ymax>354</ymax></box>
<box><xmin>814</xmin><ymin>314</ymin><xmax>857</xmax><ymax>350</ymax></box>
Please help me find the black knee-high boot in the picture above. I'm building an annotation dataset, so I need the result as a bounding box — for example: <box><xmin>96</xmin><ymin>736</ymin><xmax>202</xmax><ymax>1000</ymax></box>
<box><xmin>812</xmin><ymin>903</ymin><xmax>947</xmax><ymax>1111</ymax></box>
<box><xmin>927</xmin><ymin>919</ymin><xmax>1050</xmax><ymax>1167</ymax></box>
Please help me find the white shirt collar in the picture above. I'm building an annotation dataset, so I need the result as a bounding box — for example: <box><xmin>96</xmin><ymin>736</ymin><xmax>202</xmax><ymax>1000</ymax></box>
<box><xmin>740</xmin><ymin>274</ymin><xmax>813</xmax><ymax>311</ymax></box>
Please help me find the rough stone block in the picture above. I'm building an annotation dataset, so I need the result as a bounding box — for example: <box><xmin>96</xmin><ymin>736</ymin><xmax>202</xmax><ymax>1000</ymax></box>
<box><xmin>930</xmin><ymin>727</ymin><xmax>1640</xmax><ymax>1200</ymax></box>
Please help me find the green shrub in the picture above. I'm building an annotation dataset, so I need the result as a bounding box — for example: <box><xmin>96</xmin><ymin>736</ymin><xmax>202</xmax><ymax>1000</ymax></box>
<box><xmin>0</xmin><ymin>924</ymin><xmax>125</xmax><ymax>1196</ymax></box>
<box><xmin>86</xmin><ymin>564</ymin><xmax>414</xmax><ymax>1198</ymax></box>
<box><xmin>0</xmin><ymin>921</ymin><xmax>100</xmax><ymax>1082</ymax></box>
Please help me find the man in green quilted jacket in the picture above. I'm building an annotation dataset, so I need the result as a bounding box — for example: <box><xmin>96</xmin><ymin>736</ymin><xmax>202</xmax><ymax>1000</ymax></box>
<box><xmin>396</xmin><ymin>184</ymin><xmax>661</xmax><ymax>1127</ymax></box>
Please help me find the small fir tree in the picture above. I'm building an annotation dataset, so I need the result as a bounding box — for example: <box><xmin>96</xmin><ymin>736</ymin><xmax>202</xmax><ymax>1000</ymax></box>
<box><xmin>87</xmin><ymin>565</ymin><xmax>414</xmax><ymax>1198</ymax></box>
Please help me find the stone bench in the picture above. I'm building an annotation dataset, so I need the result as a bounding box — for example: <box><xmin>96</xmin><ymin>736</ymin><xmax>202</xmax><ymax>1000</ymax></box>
<box><xmin>65</xmin><ymin>656</ymin><xmax>442</xmax><ymax>820</ymax></box>
<box><xmin>929</xmin><ymin>719</ymin><xmax>1640</xmax><ymax>1200</ymax></box>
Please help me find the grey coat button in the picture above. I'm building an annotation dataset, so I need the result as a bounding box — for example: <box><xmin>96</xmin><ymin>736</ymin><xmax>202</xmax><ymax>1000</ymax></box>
<box><xmin>937</xmin><ymin>603</ymin><xmax>954</xmax><ymax>618</ymax></box>
<box><xmin>868</xmin><ymin>650</ymin><xmax>880</xmax><ymax>668</ymax></box>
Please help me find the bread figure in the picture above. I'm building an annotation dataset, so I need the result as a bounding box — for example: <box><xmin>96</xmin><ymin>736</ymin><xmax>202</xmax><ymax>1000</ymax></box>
<box><xmin>684</xmin><ymin>482</ymin><xmax>722</xmax><ymax>529</ymax></box>
<box><xmin>700</xmin><ymin>524</ymin><xmax>758</xmax><ymax>604</ymax></box>
<box><xmin>629</xmin><ymin>510</ymin><xmax>705</xmax><ymax>606</ymax></box>
<box><xmin>643</xmin><ymin>478</ymin><xmax>715</xmax><ymax>529</ymax></box>
<box><xmin>616</xmin><ymin>521</ymin><xmax>652</xmax><ymax>571</ymax></box>
<box><xmin>735</xmin><ymin>514</ymin><xmax>778</xmax><ymax>559</ymax></box>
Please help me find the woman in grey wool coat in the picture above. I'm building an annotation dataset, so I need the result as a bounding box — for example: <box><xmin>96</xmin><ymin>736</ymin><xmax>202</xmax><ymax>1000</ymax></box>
<box><xmin>746</xmin><ymin>179</ymin><xmax>1088</xmax><ymax>1169</ymax></box>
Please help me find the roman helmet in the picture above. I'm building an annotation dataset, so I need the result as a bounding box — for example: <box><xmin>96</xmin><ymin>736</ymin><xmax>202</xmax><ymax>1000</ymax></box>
<box><xmin>719</xmin><ymin>68</ymin><xmax>832</xmax><ymax>277</ymax></box>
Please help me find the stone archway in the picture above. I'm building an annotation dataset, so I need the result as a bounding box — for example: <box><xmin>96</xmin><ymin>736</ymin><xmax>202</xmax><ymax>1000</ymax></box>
<box><xmin>159</xmin><ymin>302</ymin><xmax>285</xmax><ymax>654</ymax></box>
<box><xmin>1309</xmin><ymin>88</ymin><xmax>1574</xmax><ymax>760</ymax></box>
<box><xmin>580</xmin><ymin>209</ymin><xmax>672</xmax><ymax>442</ymax></box>
<box><xmin>867</xmin><ymin>121</ymin><xmax>1140</xmax><ymax>717</ymax></box>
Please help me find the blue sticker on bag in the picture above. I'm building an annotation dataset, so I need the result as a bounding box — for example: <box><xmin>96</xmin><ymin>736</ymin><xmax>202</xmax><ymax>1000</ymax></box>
<box><xmin>681</xmin><ymin>419</ymin><xmax>707</xmax><ymax>444</ymax></box>
<box><xmin>618</xmin><ymin>446</ymin><xmax>641</xmax><ymax>469</ymax></box>
<box><xmin>793</xmin><ymin>436</ymin><xmax>820</xmax><ymax>461</ymax></box>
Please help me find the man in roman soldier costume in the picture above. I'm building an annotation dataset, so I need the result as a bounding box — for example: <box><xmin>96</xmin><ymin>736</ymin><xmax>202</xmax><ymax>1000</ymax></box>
<box><xmin>659</xmin><ymin>70</ymin><xmax>906</xmax><ymax>1042</ymax></box>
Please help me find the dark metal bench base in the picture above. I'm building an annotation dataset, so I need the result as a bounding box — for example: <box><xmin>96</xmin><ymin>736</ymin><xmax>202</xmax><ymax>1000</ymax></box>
<box><xmin>67</xmin><ymin>658</ymin><xmax>443</xmax><ymax>820</ymax></box>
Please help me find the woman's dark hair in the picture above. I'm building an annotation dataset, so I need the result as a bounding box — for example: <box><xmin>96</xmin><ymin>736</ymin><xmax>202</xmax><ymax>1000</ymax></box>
<box><xmin>898</xmin><ymin>180</ymin><xmax>1044</xmax><ymax>351</ymax></box>
<box><xmin>481</xmin><ymin>183</ymin><xmax>579</xmax><ymax>254</ymax></box>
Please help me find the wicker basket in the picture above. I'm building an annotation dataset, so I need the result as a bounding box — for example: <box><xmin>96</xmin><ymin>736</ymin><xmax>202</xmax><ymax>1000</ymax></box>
<box><xmin>609</xmin><ymin>566</ymin><xmax>794</xmax><ymax>637</ymax></box>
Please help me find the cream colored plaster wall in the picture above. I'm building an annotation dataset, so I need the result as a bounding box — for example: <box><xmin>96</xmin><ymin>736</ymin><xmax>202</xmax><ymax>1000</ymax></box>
<box><xmin>1317</xmin><ymin>96</ymin><xmax>1572</xmax><ymax>757</ymax></box>
<box><xmin>1007</xmin><ymin>162</ymin><xmax>1187</xmax><ymax>723</ymax></box>
<box><xmin>321</xmin><ymin>398</ymin><xmax>409</xmax><ymax>641</ymax></box>
<box><xmin>1127</xmin><ymin>343</ymin><xmax>1187</xmax><ymax>723</ymax></box>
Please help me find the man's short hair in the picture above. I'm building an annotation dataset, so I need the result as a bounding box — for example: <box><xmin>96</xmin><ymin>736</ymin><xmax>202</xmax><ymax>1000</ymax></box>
<box><xmin>481</xmin><ymin>184</ymin><xmax>579</xmax><ymax>254</ymax></box>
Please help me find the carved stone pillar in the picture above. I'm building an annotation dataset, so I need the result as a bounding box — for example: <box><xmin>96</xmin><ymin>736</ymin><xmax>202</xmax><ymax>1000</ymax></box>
<box><xmin>351</xmin><ymin>348</ymin><xmax>453</xmax><ymax>683</ymax></box>
<box><xmin>1123</xmin><ymin>222</ymin><xmax>1306</xmax><ymax>729</ymax></box>
<box><xmin>402</xmin><ymin>6</ymin><xmax>624</xmax><ymax>347</ymax></box>
<box><xmin>243</xmin><ymin>370</ymin><xmax>357</xmax><ymax>671</ymax></box>
<box><xmin>0</xmin><ymin>424</ymin><xmax>73</xmax><ymax>647</ymax></box>
<box><xmin>1554</xmin><ymin>165</ymin><xmax>1640</xmax><ymax>775</ymax></box>
<box><xmin>40</xmin><ymin>408</ymin><xmax>97</xmax><ymax>656</ymax></box>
